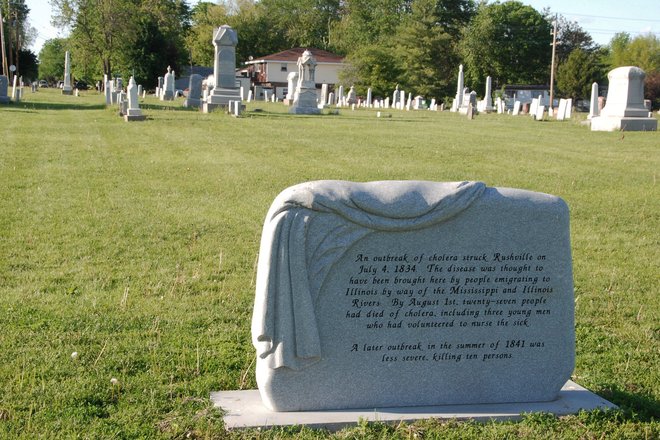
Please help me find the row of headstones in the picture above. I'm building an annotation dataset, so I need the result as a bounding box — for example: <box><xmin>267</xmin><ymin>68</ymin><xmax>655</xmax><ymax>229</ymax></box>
<box><xmin>528</xmin><ymin>96</ymin><xmax>573</xmax><ymax>121</ymax></box>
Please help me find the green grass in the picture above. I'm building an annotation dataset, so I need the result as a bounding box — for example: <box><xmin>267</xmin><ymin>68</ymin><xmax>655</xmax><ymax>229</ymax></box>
<box><xmin>0</xmin><ymin>88</ymin><xmax>658</xmax><ymax>439</ymax></box>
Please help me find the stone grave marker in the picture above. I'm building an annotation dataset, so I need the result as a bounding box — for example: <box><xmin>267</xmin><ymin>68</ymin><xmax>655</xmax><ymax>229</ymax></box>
<box><xmin>124</xmin><ymin>77</ymin><xmax>146</xmax><ymax>121</ymax></box>
<box><xmin>588</xmin><ymin>82</ymin><xmax>599</xmax><ymax>119</ymax></box>
<box><xmin>184</xmin><ymin>74</ymin><xmax>203</xmax><ymax>108</ymax></box>
<box><xmin>591</xmin><ymin>66</ymin><xmax>657</xmax><ymax>131</ymax></box>
<box><xmin>203</xmin><ymin>25</ymin><xmax>241</xmax><ymax>112</ymax></box>
<box><xmin>62</xmin><ymin>51</ymin><xmax>73</xmax><ymax>95</ymax></box>
<box><xmin>535</xmin><ymin>105</ymin><xmax>545</xmax><ymax>121</ymax></box>
<box><xmin>213</xmin><ymin>180</ymin><xmax>618</xmax><ymax>429</ymax></box>
<box><xmin>250</xmin><ymin>180</ymin><xmax>576</xmax><ymax>411</ymax></box>
<box><xmin>289</xmin><ymin>49</ymin><xmax>320</xmax><ymax>115</ymax></box>
<box><xmin>512</xmin><ymin>101</ymin><xmax>521</xmax><ymax>116</ymax></box>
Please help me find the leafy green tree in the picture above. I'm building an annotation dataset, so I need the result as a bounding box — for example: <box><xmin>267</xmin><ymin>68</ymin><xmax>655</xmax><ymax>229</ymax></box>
<box><xmin>186</xmin><ymin>2</ymin><xmax>229</xmax><ymax>66</ymax></box>
<box><xmin>258</xmin><ymin>0</ymin><xmax>341</xmax><ymax>50</ymax></box>
<box><xmin>396</xmin><ymin>0</ymin><xmax>473</xmax><ymax>99</ymax></box>
<box><xmin>2</xmin><ymin>0</ymin><xmax>35</xmax><ymax>77</ymax></box>
<box><xmin>339</xmin><ymin>43</ymin><xmax>401</xmax><ymax>96</ymax></box>
<box><xmin>50</xmin><ymin>0</ymin><xmax>190</xmax><ymax>83</ymax></box>
<box><xmin>329</xmin><ymin>0</ymin><xmax>407</xmax><ymax>55</ymax></box>
<box><xmin>38</xmin><ymin>38</ymin><xmax>67</xmax><ymax>83</ymax></box>
<box><xmin>459</xmin><ymin>1</ymin><xmax>552</xmax><ymax>92</ymax></box>
<box><xmin>550</xmin><ymin>13</ymin><xmax>597</xmax><ymax>63</ymax></box>
<box><xmin>556</xmin><ymin>48</ymin><xmax>605</xmax><ymax>100</ymax></box>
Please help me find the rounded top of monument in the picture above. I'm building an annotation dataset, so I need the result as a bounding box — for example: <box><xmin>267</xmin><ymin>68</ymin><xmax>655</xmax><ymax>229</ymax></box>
<box><xmin>213</xmin><ymin>25</ymin><xmax>238</xmax><ymax>46</ymax></box>
<box><xmin>608</xmin><ymin>66</ymin><xmax>646</xmax><ymax>80</ymax></box>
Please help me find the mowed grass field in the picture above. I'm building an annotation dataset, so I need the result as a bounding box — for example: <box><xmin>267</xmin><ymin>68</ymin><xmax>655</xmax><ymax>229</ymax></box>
<box><xmin>0</xmin><ymin>88</ymin><xmax>658</xmax><ymax>439</ymax></box>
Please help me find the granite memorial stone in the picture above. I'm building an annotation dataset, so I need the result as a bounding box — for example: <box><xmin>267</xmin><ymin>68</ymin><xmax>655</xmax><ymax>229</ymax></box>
<box><xmin>204</xmin><ymin>25</ymin><xmax>241</xmax><ymax>112</ymax></box>
<box><xmin>62</xmin><ymin>51</ymin><xmax>73</xmax><ymax>95</ymax></box>
<box><xmin>184</xmin><ymin>74</ymin><xmax>203</xmax><ymax>108</ymax></box>
<box><xmin>591</xmin><ymin>66</ymin><xmax>657</xmax><ymax>131</ymax></box>
<box><xmin>289</xmin><ymin>49</ymin><xmax>321</xmax><ymax>115</ymax></box>
<box><xmin>252</xmin><ymin>180</ymin><xmax>575</xmax><ymax>412</ymax></box>
<box><xmin>124</xmin><ymin>77</ymin><xmax>145</xmax><ymax>121</ymax></box>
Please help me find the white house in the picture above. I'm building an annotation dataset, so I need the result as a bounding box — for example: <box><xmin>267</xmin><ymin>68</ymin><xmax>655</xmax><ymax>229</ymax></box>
<box><xmin>244</xmin><ymin>48</ymin><xmax>345</xmax><ymax>100</ymax></box>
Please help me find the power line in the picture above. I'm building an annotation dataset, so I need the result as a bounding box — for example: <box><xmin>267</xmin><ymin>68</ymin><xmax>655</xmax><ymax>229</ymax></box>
<box><xmin>555</xmin><ymin>11</ymin><xmax>660</xmax><ymax>23</ymax></box>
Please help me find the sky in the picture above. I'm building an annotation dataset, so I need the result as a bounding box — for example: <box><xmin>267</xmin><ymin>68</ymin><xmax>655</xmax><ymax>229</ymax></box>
<box><xmin>24</xmin><ymin>0</ymin><xmax>660</xmax><ymax>56</ymax></box>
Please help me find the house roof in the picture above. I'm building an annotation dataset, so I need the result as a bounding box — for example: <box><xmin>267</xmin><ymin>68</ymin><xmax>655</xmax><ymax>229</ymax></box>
<box><xmin>246</xmin><ymin>48</ymin><xmax>344</xmax><ymax>64</ymax></box>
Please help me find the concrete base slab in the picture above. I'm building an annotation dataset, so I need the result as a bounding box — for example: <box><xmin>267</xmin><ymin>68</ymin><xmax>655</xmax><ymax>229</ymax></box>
<box><xmin>591</xmin><ymin>116</ymin><xmax>657</xmax><ymax>131</ymax></box>
<box><xmin>124</xmin><ymin>114</ymin><xmax>146</xmax><ymax>122</ymax></box>
<box><xmin>211</xmin><ymin>380</ymin><xmax>616</xmax><ymax>431</ymax></box>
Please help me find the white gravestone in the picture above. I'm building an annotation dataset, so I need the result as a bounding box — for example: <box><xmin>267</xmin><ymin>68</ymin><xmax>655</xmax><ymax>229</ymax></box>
<box><xmin>588</xmin><ymin>82</ymin><xmax>599</xmax><ymax>119</ymax></box>
<box><xmin>366</xmin><ymin>88</ymin><xmax>372</xmax><ymax>108</ymax></box>
<box><xmin>252</xmin><ymin>180</ymin><xmax>575</xmax><ymax>412</ymax></box>
<box><xmin>285</xmin><ymin>71</ymin><xmax>298</xmax><ymax>105</ymax></box>
<box><xmin>124</xmin><ymin>77</ymin><xmax>145</xmax><ymax>121</ymax></box>
<box><xmin>591</xmin><ymin>66</ymin><xmax>656</xmax><ymax>131</ymax></box>
<box><xmin>451</xmin><ymin>65</ymin><xmax>464</xmax><ymax>112</ymax></box>
<box><xmin>204</xmin><ymin>25</ymin><xmax>241</xmax><ymax>112</ymax></box>
<box><xmin>62</xmin><ymin>51</ymin><xmax>73</xmax><ymax>95</ymax></box>
<box><xmin>289</xmin><ymin>49</ymin><xmax>321</xmax><ymax>115</ymax></box>
<box><xmin>347</xmin><ymin>86</ymin><xmax>357</xmax><ymax>105</ymax></box>
<box><xmin>161</xmin><ymin>67</ymin><xmax>175</xmax><ymax>101</ymax></box>
<box><xmin>512</xmin><ymin>101</ymin><xmax>521</xmax><ymax>116</ymax></box>
<box><xmin>483</xmin><ymin>76</ymin><xmax>494</xmax><ymax>112</ymax></box>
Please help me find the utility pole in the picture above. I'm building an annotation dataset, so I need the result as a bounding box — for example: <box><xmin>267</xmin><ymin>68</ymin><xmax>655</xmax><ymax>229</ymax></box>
<box><xmin>0</xmin><ymin>3</ymin><xmax>8</xmax><ymax>77</ymax></box>
<box><xmin>549</xmin><ymin>14</ymin><xmax>558</xmax><ymax>114</ymax></box>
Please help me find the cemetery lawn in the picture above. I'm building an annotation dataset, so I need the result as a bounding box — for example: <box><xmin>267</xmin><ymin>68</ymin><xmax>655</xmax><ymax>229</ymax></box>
<box><xmin>1</xmin><ymin>89</ymin><xmax>658</xmax><ymax>439</ymax></box>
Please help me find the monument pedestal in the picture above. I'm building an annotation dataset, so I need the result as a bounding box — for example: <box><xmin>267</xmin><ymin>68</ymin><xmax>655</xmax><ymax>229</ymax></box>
<box><xmin>183</xmin><ymin>98</ymin><xmax>202</xmax><ymax>108</ymax></box>
<box><xmin>161</xmin><ymin>91</ymin><xmax>174</xmax><ymax>101</ymax></box>
<box><xmin>203</xmin><ymin>88</ymin><xmax>241</xmax><ymax>113</ymax></box>
<box><xmin>590</xmin><ymin>116</ymin><xmax>657</xmax><ymax>132</ymax></box>
<box><xmin>211</xmin><ymin>381</ymin><xmax>616</xmax><ymax>431</ymax></box>
<box><xmin>124</xmin><ymin>109</ymin><xmax>145</xmax><ymax>122</ymax></box>
<box><xmin>62</xmin><ymin>88</ymin><xmax>73</xmax><ymax>95</ymax></box>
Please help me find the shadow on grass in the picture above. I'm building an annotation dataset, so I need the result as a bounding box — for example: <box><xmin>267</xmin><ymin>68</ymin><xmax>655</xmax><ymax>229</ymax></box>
<box><xmin>596</xmin><ymin>384</ymin><xmax>660</xmax><ymax>421</ymax></box>
<box><xmin>140</xmin><ymin>103</ymin><xmax>197</xmax><ymax>112</ymax></box>
<box><xmin>16</xmin><ymin>102</ymin><xmax>107</xmax><ymax>111</ymax></box>
<box><xmin>243</xmin><ymin>109</ymin><xmax>426</xmax><ymax>123</ymax></box>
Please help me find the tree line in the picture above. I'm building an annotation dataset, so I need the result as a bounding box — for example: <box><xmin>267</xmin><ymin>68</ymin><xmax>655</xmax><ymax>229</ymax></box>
<box><xmin>3</xmin><ymin>0</ymin><xmax>659</xmax><ymax>107</ymax></box>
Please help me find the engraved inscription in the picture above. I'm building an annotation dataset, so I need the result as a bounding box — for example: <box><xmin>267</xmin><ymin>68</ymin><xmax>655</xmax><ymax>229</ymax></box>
<box><xmin>345</xmin><ymin>251</ymin><xmax>554</xmax><ymax>364</ymax></box>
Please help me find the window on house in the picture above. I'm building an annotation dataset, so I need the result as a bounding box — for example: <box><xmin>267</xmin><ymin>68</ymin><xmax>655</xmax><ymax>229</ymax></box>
<box><xmin>281</xmin><ymin>64</ymin><xmax>287</xmax><ymax>72</ymax></box>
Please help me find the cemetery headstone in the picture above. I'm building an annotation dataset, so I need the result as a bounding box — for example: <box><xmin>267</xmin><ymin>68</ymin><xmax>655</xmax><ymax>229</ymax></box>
<box><xmin>285</xmin><ymin>71</ymin><xmax>298</xmax><ymax>105</ymax></box>
<box><xmin>289</xmin><ymin>49</ymin><xmax>321</xmax><ymax>115</ymax></box>
<box><xmin>535</xmin><ymin>105</ymin><xmax>545</xmax><ymax>121</ymax></box>
<box><xmin>320</xmin><ymin>84</ymin><xmax>329</xmax><ymax>107</ymax></box>
<box><xmin>161</xmin><ymin>66</ymin><xmax>175</xmax><ymax>101</ymax></box>
<box><xmin>204</xmin><ymin>25</ymin><xmax>241</xmax><ymax>112</ymax></box>
<box><xmin>587</xmin><ymin>82</ymin><xmax>599</xmax><ymax>119</ymax></box>
<box><xmin>451</xmin><ymin>64</ymin><xmax>464</xmax><ymax>112</ymax></box>
<box><xmin>183</xmin><ymin>74</ymin><xmax>203</xmax><ymax>108</ymax></box>
<box><xmin>556</xmin><ymin>99</ymin><xmax>567</xmax><ymax>121</ymax></box>
<box><xmin>483</xmin><ymin>76</ymin><xmax>494</xmax><ymax>112</ymax></box>
<box><xmin>104</xmin><ymin>80</ymin><xmax>112</xmax><ymax>105</ymax></box>
<box><xmin>392</xmin><ymin>85</ymin><xmax>399</xmax><ymax>108</ymax></box>
<box><xmin>124</xmin><ymin>77</ymin><xmax>146</xmax><ymax>121</ymax></box>
<box><xmin>250</xmin><ymin>180</ymin><xmax>575</xmax><ymax>412</ymax></box>
<box><xmin>512</xmin><ymin>101</ymin><xmax>521</xmax><ymax>116</ymax></box>
<box><xmin>62</xmin><ymin>51</ymin><xmax>73</xmax><ymax>95</ymax></box>
<box><xmin>347</xmin><ymin>86</ymin><xmax>357</xmax><ymax>105</ymax></box>
<box><xmin>366</xmin><ymin>88</ymin><xmax>372</xmax><ymax>108</ymax></box>
<box><xmin>529</xmin><ymin>98</ymin><xmax>539</xmax><ymax>118</ymax></box>
<box><xmin>591</xmin><ymin>66</ymin><xmax>656</xmax><ymax>131</ymax></box>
